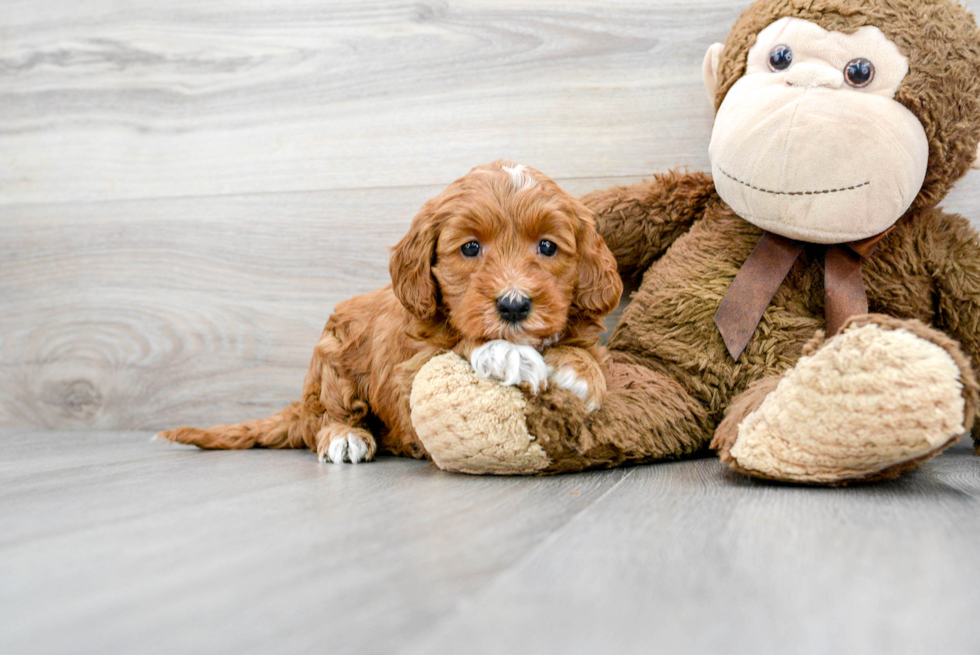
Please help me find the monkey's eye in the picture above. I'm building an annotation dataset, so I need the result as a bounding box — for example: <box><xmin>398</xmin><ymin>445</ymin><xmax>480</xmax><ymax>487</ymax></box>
<box><xmin>768</xmin><ymin>44</ymin><xmax>793</xmax><ymax>71</ymax></box>
<box><xmin>538</xmin><ymin>240</ymin><xmax>558</xmax><ymax>257</ymax></box>
<box><xmin>844</xmin><ymin>57</ymin><xmax>875</xmax><ymax>88</ymax></box>
<box><xmin>460</xmin><ymin>241</ymin><xmax>481</xmax><ymax>257</ymax></box>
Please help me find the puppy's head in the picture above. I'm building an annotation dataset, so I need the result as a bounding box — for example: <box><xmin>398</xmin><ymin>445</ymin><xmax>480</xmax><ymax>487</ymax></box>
<box><xmin>390</xmin><ymin>161</ymin><xmax>622</xmax><ymax>346</ymax></box>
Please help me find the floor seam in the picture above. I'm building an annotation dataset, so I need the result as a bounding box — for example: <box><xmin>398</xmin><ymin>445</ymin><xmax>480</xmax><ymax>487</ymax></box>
<box><xmin>0</xmin><ymin>174</ymin><xmax>650</xmax><ymax>210</ymax></box>
<box><xmin>396</xmin><ymin>466</ymin><xmax>638</xmax><ymax>655</ymax></box>
<box><xmin>0</xmin><ymin>452</ymin><xmax>405</xmax><ymax>551</ymax></box>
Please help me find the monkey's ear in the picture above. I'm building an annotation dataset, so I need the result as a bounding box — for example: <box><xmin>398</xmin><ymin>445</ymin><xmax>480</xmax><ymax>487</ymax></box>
<box><xmin>703</xmin><ymin>42</ymin><xmax>724</xmax><ymax>107</ymax></box>
<box><xmin>390</xmin><ymin>202</ymin><xmax>440</xmax><ymax>321</ymax></box>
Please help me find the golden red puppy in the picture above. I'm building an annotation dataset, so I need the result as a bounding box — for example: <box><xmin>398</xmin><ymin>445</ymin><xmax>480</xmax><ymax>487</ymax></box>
<box><xmin>157</xmin><ymin>161</ymin><xmax>622</xmax><ymax>463</ymax></box>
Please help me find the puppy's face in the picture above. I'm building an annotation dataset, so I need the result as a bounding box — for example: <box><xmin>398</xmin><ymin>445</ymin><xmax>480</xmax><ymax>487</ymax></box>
<box><xmin>433</xmin><ymin>170</ymin><xmax>579</xmax><ymax>346</ymax></box>
<box><xmin>391</xmin><ymin>162</ymin><xmax>622</xmax><ymax>347</ymax></box>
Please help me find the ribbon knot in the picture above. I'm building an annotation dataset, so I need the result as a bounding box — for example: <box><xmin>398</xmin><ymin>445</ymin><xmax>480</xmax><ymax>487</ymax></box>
<box><xmin>714</xmin><ymin>230</ymin><xmax>891</xmax><ymax>361</ymax></box>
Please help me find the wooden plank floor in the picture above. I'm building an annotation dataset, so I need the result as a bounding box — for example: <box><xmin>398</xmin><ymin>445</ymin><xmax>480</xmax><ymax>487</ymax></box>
<box><xmin>3</xmin><ymin>429</ymin><xmax>980</xmax><ymax>655</ymax></box>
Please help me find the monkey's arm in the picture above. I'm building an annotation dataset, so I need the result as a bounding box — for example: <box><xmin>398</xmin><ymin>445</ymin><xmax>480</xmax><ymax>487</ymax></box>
<box><xmin>927</xmin><ymin>212</ymin><xmax>980</xmax><ymax>447</ymax></box>
<box><xmin>582</xmin><ymin>169</ymin><xmax>717</xmax><ymax>284</ymax></box>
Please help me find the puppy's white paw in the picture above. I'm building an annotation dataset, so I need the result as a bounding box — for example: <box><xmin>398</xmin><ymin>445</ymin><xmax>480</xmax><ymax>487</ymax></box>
<box><xmin>319</xmin><ymin>432</ymin><xmax>373</xmax><ymax>464</ymax></box>
<box><xmin>470</xmin><ymin>340</ymin><xmax>548</xmax><ymax>391</ymax></box>
<box><xmin>549</xmin><ymin>366</ymin><xmax>600</xmax><ymax>412</ymax></box>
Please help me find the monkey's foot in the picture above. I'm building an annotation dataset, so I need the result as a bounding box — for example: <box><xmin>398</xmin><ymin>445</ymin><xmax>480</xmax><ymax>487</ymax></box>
<box><xmin>714</xmin><ymin>315</ymin><xmax>977</xmax><ymax>484</ymax></box>
<box><xmin>410</xmin><ymin>352</ymin><xmax>552</xmax><ymax>475</ymax></box>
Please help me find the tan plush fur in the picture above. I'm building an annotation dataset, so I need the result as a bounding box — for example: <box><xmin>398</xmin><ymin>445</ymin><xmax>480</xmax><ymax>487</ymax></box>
<box><xmin>409</xmin><ymin>0</ymin><xmax>980</xmax><ymax>483</ymax></box>
<box><xmin>707</xmin><ymin>17</ymin><xmax>931</xmax><ymax>243</ymax></box>
<box><xmin>728</xmin><ymin>321</ymin><xmax>966</xmax><ymax>482</ymax></box>
<box><xmin>410</xmin><ymin>352</ymin><xmax>551</xmax><ymax>475</ymax></box>
<box><xmin>712</xmin><ymin>318</ymin><xmax>977</xmax><ymax>485</ymax></box>
<box><xmin>158</xmin><ymin>161</ymin><xmax>621</xmax><ymax>463</ymax></box>
<box><xmin>713</xmin><ymin>0</ymin><xmax>980</xmax><ymax>211</ymax></box>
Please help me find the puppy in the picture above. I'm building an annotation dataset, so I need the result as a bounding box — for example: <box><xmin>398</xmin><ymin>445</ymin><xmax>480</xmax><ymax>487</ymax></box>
<box><xmin>157</xmin><ymin>161</ymin><xmax>623</xmax><ymax>463</ymax></box>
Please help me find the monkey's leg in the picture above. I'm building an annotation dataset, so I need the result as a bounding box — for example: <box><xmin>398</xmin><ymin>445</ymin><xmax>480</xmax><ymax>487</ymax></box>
<box><xmin>525</xmin><ymin>353</ymin><xmax>711</xmax><ymax>473</ymax></box>
<box><xmin>711</xmin><ymin>315</ymin><xmax>978</xmax><ymax>485</ymax></box>
<box><xmin>410</xmin><ymin>351</ymin><xmax>710</xmax><ymax>475</ymax></box>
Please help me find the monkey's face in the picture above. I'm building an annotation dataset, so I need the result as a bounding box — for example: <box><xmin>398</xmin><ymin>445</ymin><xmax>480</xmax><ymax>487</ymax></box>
<box><xmin>705</xmin><ymin>17</ymin><xmax>929</xmax><ymax>244</ymax></box>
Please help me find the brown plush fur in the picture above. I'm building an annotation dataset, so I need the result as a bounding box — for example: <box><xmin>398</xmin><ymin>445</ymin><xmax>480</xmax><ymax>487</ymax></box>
<box><xmin>503</xmin><ymin>0</ymin><xmax>980</xmax><ymax>478</ymax></box>
<box><xmin>523</xmin><ymin>186</ymin><xmax>980</xmax><ymax>474</ymax></box>
<box><xmin>711</xmin><ymin>375</ymin><xmax>782</xmax><ymax>462</ymax></box>
<box><xmin>158</xmin><ymin>161</ymin><xmax>622</xmax><ymax>462</ymax></box>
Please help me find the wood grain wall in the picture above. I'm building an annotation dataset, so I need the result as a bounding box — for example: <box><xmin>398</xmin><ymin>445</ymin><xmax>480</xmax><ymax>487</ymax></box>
<box><xmin>3</xmin><ymin>0</ymin><xmax>980</xmax><ymax>430</ymax></box>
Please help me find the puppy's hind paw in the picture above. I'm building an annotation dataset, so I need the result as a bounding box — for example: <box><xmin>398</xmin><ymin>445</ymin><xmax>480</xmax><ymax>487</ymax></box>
<box><xmin>470</xmin><ymin>340</ymin><xmax>548</xmax><ymax>392</ymax></box>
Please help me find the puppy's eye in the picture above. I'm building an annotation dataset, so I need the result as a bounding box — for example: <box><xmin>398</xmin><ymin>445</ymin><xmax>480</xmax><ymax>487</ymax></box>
<box><xmin>460</xmin><ymin>241</ymin><xmax>481</xmax><ymax>257</ymax></box>
<box><xmin>768</xmin><ymin>44</ymin><xmax>793</xmax><ymax>72</ymax></box>
<box><xmin>538</xmin><ymin>240</ymin><xmax>558</xmax><ymax>257</ymax></box>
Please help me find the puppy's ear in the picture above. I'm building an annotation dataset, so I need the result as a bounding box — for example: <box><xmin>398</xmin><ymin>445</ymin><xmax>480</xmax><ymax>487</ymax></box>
<box><xmin>390</xmin><ymin>200</ymin><xmax>440</xmax><ymax>320</ymax></box>
<box><xmin>573</xmin><ymin>202</ymin><xmax>623</xmax><ymax>321</ymax></box>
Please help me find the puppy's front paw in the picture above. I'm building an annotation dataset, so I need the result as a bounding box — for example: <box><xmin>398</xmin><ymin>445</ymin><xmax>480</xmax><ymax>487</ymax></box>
<box><xmin>549</xmin><ymin>367</ymin><xmax>601</xmax><ymax>412</ymax></box>
<box><xmin>470</xmin><ymin>340</ymin><xmax>548</xmax><ymax>391</ymax></box>
<box><xmin>316</xmin><ymin>428</ymin><xmax>376</xmax><ymax>464</ymax></box>
<box><xmin>544</xmin><ymin>346</ymin><xmax>607</xmax><ymax>412</ymax></box>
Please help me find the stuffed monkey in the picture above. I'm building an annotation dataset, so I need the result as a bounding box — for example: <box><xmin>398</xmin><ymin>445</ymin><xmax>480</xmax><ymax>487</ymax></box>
<box><xmin>409</xmin><ymin>0</ymin><xmax>980</xmax><ymax>484</ymax></box>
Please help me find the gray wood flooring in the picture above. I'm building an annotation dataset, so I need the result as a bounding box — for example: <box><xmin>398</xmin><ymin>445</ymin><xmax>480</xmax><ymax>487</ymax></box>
<box><xmin>3</xmin><ymin>429</ymin><xmax>980</xmax><ymax>655</ymax></box>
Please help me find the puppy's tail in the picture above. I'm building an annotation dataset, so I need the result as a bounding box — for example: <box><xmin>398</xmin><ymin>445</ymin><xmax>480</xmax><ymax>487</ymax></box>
<box><xmin>156</xmin><ymin>402</ymin><xmax>314</xmax><ymax>450</ymax></box>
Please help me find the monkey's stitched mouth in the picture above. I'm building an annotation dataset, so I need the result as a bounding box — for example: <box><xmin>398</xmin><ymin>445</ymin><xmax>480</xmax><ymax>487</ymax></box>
<box><xmin>718</xmin><ymin>166</ymin><xmax>870</xmax><ymax>196</ymax></box>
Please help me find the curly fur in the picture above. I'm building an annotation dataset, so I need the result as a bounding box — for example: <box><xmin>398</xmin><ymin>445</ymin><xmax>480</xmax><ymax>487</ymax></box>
<box><xmin>158</xmin><ymin>161</ymin><xmax>621</xmax><ymax>462</ymax></box>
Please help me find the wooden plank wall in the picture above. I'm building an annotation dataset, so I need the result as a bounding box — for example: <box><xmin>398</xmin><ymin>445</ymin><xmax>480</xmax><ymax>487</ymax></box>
<box><xmin>3</xmin><ymin>0</ymin><xmax>980</xmax><ymax>430</ymax></box>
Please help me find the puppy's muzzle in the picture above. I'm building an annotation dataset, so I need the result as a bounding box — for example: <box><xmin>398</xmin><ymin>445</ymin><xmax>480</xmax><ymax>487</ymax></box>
<box><xmin>496</xmin><ymin>294</ymin><xmax>532</xmax><ymax>324</ymax></box>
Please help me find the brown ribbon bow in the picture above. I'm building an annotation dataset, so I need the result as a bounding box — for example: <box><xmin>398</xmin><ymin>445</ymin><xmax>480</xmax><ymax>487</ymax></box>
<box><xmin>714</xmin><ymin>230</ymin><xmax>891</xmax><ymax>361</ymax></box>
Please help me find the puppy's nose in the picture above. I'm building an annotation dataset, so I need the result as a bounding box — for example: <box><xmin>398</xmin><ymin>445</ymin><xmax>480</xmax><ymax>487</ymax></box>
<box><xmin>496</xmin><ymin>294</ymin><xmax>532</xmax><ymax>324</ymax></box>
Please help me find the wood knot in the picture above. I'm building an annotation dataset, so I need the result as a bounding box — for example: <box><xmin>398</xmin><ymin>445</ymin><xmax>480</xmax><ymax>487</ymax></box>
<box><xmin>42</xmin><ymin>379</ymin><xmax>103</xmax><ymax>419</ymax></box>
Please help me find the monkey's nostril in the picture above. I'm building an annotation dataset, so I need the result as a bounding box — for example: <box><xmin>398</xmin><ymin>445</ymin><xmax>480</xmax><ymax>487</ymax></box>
<box><xmin>496</xmin><ymin>295</ymin><xmax>532</xmax><ymax>324</ymax></box>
